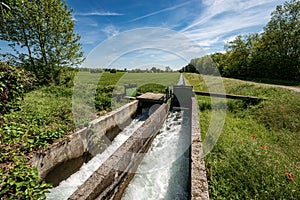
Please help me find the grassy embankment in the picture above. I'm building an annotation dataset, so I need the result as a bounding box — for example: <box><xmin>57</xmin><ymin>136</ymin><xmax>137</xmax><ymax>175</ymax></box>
<box><xmin>0</xmin><ymin>71</ymin><xmax>179</xmax><ymax>199</ymax></box>
<box><xmin>184</xmin><ymin>73</ymin><xmax>300</xmax><ymax>199</ymax></box>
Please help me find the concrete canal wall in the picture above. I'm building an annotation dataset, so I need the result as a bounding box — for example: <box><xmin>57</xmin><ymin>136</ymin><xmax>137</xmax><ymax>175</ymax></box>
<box><xmin>190</xmin><ymin>97</ymin><xmax>209</xmax><ymax>200</ymax></box>
<box><xmin>32</xmin><ymin>100</ymin><xmax>139</xmax><ymax>186</ymax></box>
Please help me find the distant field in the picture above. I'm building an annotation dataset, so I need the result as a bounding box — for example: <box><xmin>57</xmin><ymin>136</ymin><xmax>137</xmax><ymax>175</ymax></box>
<box><xmin>184</xmin><ymin>73</ymin><xmax>300</xmax><ymax>199</ymax></box>
<box><xmin>115</xmin><ymin>72</ymin><xmax>180</xmax><ymax>95</ymax></box>
<box><xmin>119</xmin><ymin>72</ymin><xmax>180</xmax><ymax>86</ymax></box>
<box><xmin>74</xmin><ymin>71</ymin><xmax>180</xmax><ymax>87</ymax></box>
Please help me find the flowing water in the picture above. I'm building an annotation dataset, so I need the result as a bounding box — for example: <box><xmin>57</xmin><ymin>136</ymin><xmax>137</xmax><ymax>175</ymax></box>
<box><xmin>122</xmin><ymin>111</ymin><xmax>190</xmax><ymax>200</ymax></box>
<box><xmin>178</xmin><ymin>74</ymin><xmax>185</xmax><ymax>85</ymax></box>
<box><xmin>46</xmin><ymin>114</ymin><xmax>148</xmax><ymax>200</ymax></box>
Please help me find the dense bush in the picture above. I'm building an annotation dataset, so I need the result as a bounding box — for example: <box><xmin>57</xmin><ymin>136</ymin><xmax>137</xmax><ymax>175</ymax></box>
<box><xmin>95</xmin><ymin>86</ymin><xmax>115</xmax><ymax>111</ymax></box>
<box><xmin>0</xmin><ymin>62</ymin><xmax>36</xmax><ymax>114</ymax></box>
<box><xmin>0</xmin><ymin>156</ymin><xmax>52</xmax><ymax>199</ymax></box>
<box><xmin>0</xmin><ymin>85</ymin><xmax>74</xmax><ymax>199</ymax></box>
<box><xmin>136</xmin><ymin>83</ymin><xmax>166</xmax><ymax>95</ymax></box>
<box><xmin>55</xmin><ymin>67</ymin><xmax>78</xmax><ymax>87</ymax></box>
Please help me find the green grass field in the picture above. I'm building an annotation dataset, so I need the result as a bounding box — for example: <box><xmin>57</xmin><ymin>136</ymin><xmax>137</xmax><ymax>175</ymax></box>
<box><xmin>184</xmin><ymin>73</ymin><xmax>300</xmax><ymax>199</ymax></box>
<box><xmin>2</xmin><ymin>71</ymin><xmax>298</xmax><ymax>199</ymax></box>
<box><xmin>74</xmin><ymin>71</ymin><xmax>179</xmax><ymax>86</ymax></box>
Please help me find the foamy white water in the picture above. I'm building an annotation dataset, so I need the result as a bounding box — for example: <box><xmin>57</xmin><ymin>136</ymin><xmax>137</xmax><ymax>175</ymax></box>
<box><xmin>122</xmin><ymin>111</ymin><xmax>190</xmax><ymax>200</ymax></box>
<box><xmin>46</xmin><ymin>114</ymin><xmax>147</xmax><ymax>200</ymax></box>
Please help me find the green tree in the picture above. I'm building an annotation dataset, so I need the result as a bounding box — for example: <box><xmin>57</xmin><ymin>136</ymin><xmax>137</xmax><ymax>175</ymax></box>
<box><xmin>185</xmin><ymin>0</ymin><xmax>300</xmax><ymax>80</ymax></box>
<box><xmin>0</xmin><ymin>0</ymin><xmax>84</xmax><ymax>84</ymax></box>
<box><xmin>223</xmin><ymin>35</ymin><xmax>251</xmax><ymax>77</ymax></box>
<box><xmin>181</xmin><ymin>63</ymin><xmax>197</xmax><ymax>73</ymax></box>
<box><xmin>222</xmin><ymin>33</ymin><xmax>271</xmax><ymax>78</ymax></box>
<box><xmin>0</xmin><ymin>1</ymin><xmax>10</xmax><ymax>24</ymax></box>
<box><xmin>183</xmin><ymin>56</ymin><xmax>218</xmax><ymax>75</ymax></box>
<box><xmin>165</xmin><ymin>66</ymin><xmax>172</xmax><ymax>72</ymax></box>
<box><xmin>261</xmin><ymin>0</ymin><xmax>300</xmax><ymax>79</ymax></box>
<box><xmin>211</xmin><ymin>52</ymin><xmax>227</xmax><ymax>75</ymax></box>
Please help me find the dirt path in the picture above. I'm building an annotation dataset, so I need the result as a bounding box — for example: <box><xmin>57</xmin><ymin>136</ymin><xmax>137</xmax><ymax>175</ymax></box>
<box><xmin>244</xmin><ymin>80</ymin><xmax>300</xmax><ymax>93</ymax></box>
<box><xmin>276</xmin><ymin>85</ymin><xmax>300</xmax><ymax>93</ymax></box>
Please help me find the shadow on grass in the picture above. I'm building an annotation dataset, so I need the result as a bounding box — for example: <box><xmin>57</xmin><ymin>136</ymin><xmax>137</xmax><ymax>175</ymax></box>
<box><xmin>233</xmin><ymin>76</ymin><xmax>300</xmax><ymax>87</ymax></box>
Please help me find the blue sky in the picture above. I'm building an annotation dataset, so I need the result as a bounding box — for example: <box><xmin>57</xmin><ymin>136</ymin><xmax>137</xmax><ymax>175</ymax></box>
<box><xmin>67</xmin><ymin>0</ymin><xmax>285</xmax><ymax>69</ymax></box>
<box><xmin>0</xmin><ymin>0</ymin><xmax>286</xmax><ymax>70</ymax></box>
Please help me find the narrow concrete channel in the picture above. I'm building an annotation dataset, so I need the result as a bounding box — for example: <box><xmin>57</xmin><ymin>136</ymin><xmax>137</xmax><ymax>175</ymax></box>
<box><xmin>46</xmin><ymin>114</ymin><xmax>148</xmax><ymax>200</ymax></box>
<box><xmin>178</xmin><ymin>73</ymin><xmax>185</xmax><ymax>85</ymax></box>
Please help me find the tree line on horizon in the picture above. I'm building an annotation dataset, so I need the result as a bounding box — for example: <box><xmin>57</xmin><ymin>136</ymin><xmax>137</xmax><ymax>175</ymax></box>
<box><xmin>180</xmin><ymin>0</ymin><xmax>300</xmax><ymax>81</ymax></box>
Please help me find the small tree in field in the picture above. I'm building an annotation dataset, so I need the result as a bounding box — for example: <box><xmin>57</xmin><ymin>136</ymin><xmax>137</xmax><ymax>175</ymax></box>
<box><xmin>0</xmin><ymin>0</ymin><xmax>84</xmax><ymax>84</ymax></box>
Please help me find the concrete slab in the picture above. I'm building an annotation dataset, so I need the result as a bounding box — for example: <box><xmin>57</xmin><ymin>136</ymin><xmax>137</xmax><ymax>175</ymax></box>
<box><xmin>136</xmin><ymin>92</ymin><xmax>165</xmax><ymax>101</ymax></box>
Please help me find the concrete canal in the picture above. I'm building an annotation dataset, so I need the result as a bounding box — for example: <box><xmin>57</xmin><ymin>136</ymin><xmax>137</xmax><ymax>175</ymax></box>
<box><xmin>33</xmin><ymin>74</ymin><xmax>209</xmax><ymax>200</ymax></box>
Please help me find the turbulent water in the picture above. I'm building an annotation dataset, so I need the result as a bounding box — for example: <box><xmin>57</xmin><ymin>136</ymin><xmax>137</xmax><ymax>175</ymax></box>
<box><xmin>46</xmin><ymin>114</ymin><xmax>147</xmax><ymax>200</ymax></box>
<box><xmin>122</xmin><ymin>111</ymin><xmax>190</xmax><ymax>200</ymax></box>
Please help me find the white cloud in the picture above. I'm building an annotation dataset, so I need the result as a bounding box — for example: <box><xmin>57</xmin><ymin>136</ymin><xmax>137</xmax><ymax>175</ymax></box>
<box><xmin>110</xmin><ymin>49</ymin><xmax>187</xmax><ymax>70</ymax></box>
<box><xmin>72</xmin><ymin>16</ymin><xmax>77</xmax><ymax>21</ymax></box>
<box><xmin>80</xmin><ymin>30</ymin><xmax>103</xmax><ymax>45</ymax></box>
<box><xmin>130</xmin><ymin>1</ymin><xmax>191</xmax><ymax>22</ymax></box>
<box><xmin>75</xmin><ymin>11</ymin><xmax>124</xmax><ymax>16</ymax></box>
<box><xmin>181</xmin><ymin>0</ymin><xmax>285</xmax><ymax>52</ymax></box>
<box><xmin>77</xmin><ymin>0</ymin><xmax>285</xmax><ymax>57</ymax></box>
<box><xmin>75</xmin><ymin>17</ymin><xmax>99</xmax><ymax>27</ymax></box>
<box><xmin>198</xmin><ymin>37</ymin><xmax>220</xmax><ymax>47</ymax></box>
<box><xmin>102</xmin><ymin>25</ymin><xmax>120</xmax><ymax>37</ymax></box>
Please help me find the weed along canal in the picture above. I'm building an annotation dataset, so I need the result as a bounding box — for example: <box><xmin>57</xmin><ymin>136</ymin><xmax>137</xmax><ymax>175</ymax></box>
<box><xmin>32</xmin><ymin>75</ymin><xmax>208</xmax><ymax>200</ymax></box>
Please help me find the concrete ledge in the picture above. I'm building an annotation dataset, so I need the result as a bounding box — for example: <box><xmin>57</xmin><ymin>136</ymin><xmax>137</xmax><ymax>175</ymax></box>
<box><xmin>69</xmin><ymin>103</ymin><xmax>168</xmax><ymax>200</ymax></box>
<box><xmin>32</xmin><ymin>100</ymin><xmax>138</xmax><ymax>186</ymax></box>
<box><xmin>87</xmin><ymin>100</ymin><xmax>139</xmax><ymax>156</ymax></box>
<box><xmin>191</xmin><ymin>97</ymin><xmax>209</xmax><ymax>200</ymax></box>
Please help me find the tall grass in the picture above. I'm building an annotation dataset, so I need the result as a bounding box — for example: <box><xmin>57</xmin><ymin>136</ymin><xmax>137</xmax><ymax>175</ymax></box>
<box><xmin>185</xmin><ymin>73</ymin><xmax>300</xmax><ymax>199</ymax></box>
